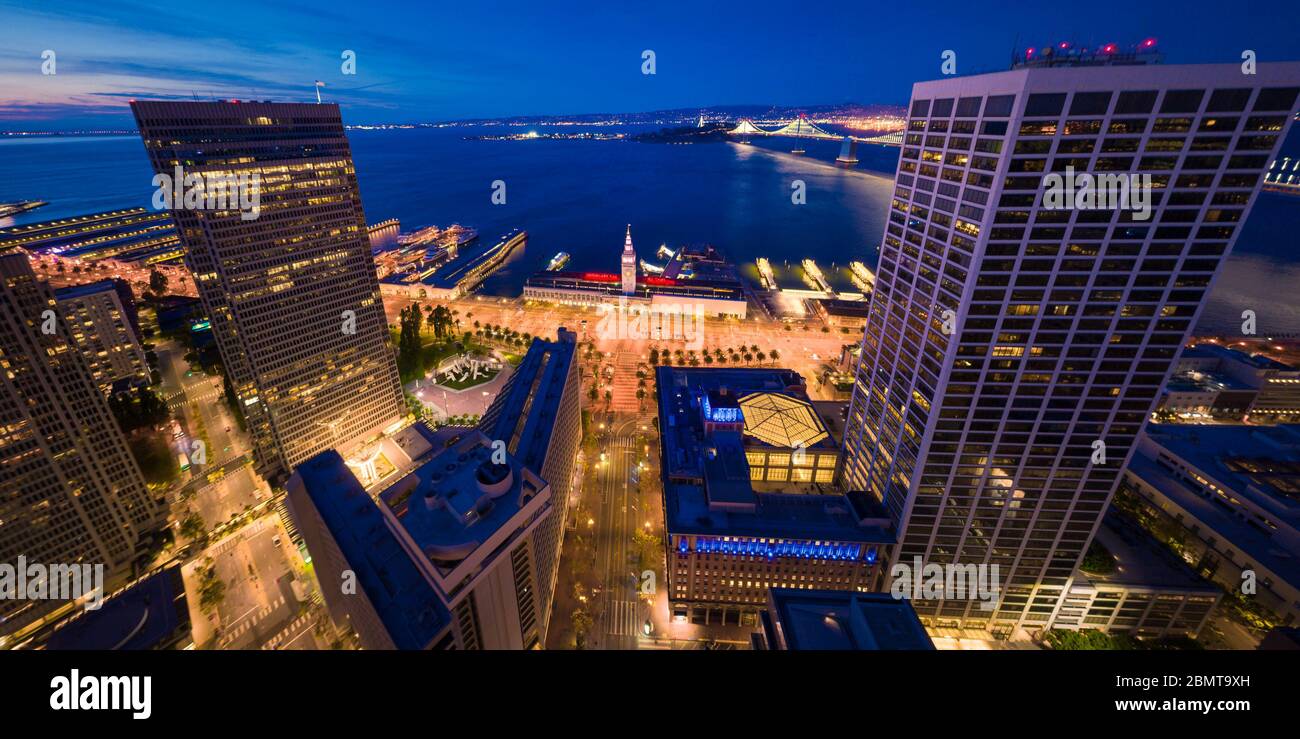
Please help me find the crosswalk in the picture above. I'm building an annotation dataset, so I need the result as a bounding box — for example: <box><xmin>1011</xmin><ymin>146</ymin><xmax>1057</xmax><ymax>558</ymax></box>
<box><xmin>167</xmin><ymin>389</ymin><xmax>223</xmax><ymax>410</ymax></box>
<box><xmin>608</xmin><ymin>351</ymin><xmax>642</xmax><ymax>412</ymax></box>
<box><xmin>260</xmin><ymin>611</ymin><xmax>315</xmax><ymax>650</ymax></box>
<box><xmin>608</xmin><ymin>599</ymin><xmax>641</xmax><ymax>637</ymax></box>
<box><xmin>218</xmin><ymin>594</ymin><xmax>286</xmax><ymax>647</ymax></box>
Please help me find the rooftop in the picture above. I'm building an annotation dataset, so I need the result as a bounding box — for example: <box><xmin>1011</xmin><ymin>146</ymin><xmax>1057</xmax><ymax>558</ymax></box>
<box><xmin>738</xmin><ymin>391</ymin><xmax>830</xmax><ymax>449</ymax></box>
<box><xmin>1083</xmin><ymin>510</ymin><xmax>1220</xmax><ymax>592</ymax></box>
<box><xmin>814</xmin><ymin>298</ymin><xmax>872</xmax><ymax>318</ymax></box>
<box><xmin>1144</xmin><ymin>424</ymin><xmax>1300</xmax><ymax>510</ymax></box>
<box><xmin>53</xmin><ymin>279</ymin><xmax>119</xmax><ymax>301</ymax></box>
<box><xmin>1186</xmin><ymin>343</ymin><xmax>1296</xmax><ymax>372</ymax></box>
<box><xmin>1166</xmin><ymin>370</ymin><xmax>1254</xmax><ymax>393</ymax></box>
<box><xmin>293</xmin><ymin>449</ymin><xmax>451</xmax><ymax>650</ymax></box>
<box><xmin>762</xmin><ymin>589</ymin><xmax>934</xmax><ymax>650</ymax></box>
<box><xmin>525</xmin><ymin>270</ymin><xmax>745</xmax><ymax>302</ymax></box>
<box><xmin>479</xmin><ymin>328</ymin><xmax>578</xmax><ymax>473</ymax></box>
<box><xmin>656</xmin><ymin>366</ymin><xmax>890</xmax><ymax>545</ymax></box>
<box><xmin>1128</xmin><ymin>424</ymin><xmax>1300</xmax><ymax>591</ymax></box>
<box><xmin>43</xmin><ymin>566</ymin><xmax>189</xmax><ymax>651</ymax></box>
<box><xmin>378</xmin><ymin>431</ymin><xmax>548</xmax><ymax>573</ymax></box>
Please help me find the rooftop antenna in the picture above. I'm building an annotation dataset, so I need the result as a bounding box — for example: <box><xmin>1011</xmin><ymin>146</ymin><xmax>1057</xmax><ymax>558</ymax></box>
<box><xmin>314</xmin><ymin>80</ymin><xmax>326</xmax><ymax>104</ymax></box>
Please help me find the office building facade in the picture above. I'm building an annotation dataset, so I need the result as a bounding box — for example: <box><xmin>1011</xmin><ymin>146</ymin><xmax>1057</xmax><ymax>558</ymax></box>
<box><xmin>54</xmin><ymin>280</ymin><xmax>150</xmax><ymax>394</ymax></box>
<box><xmin>131</xmin><ymin>101</ymin><xmax>404</xmax><ymax>482</ymax></box>
<box><xmin>839</xmin><ymin>62</ymin><xmax>1300</xmax><ymax>633</ymax></box>
<box><xmin>0</xmin><ymin>252</ymin><xmax>164</xmax><ymax>637</ymax></box>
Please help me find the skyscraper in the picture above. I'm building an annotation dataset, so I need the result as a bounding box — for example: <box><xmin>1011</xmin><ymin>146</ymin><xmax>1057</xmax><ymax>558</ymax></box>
<box><xmin>287</xmin><ymin>424</ymin><xmax>554</xmax><ymax>650</ymax></box>
<box><xmin>0</xmin><ymin>252</ymin><xmax>164</xmax><ymax>637</ymax></box>
<box><xmin>478</xmin><ymin>328</ymin><xmax>581</xmax><ymax>643</ymax></box>
<box><xmin>54</xmin><ymin>280</ymin><xmax>150</xmax><ymax>395</ymax></box>
<box><xmin>839</xmin><ymin>60</ymin><xmax>1300</xmax><ymax>634</ymax></box>
<box><xmin>131</xmin><ymin>101</ymin><xmax>404</xmax><ymax>482</ymax></box>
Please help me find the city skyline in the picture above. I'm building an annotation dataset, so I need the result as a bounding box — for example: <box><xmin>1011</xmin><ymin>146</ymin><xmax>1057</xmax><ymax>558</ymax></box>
<box><xmin>2</xmin><ymin>0</ymin><xmax>1299</xmax><ymax>130</ymax></box>
<box><xmin>4</xmin><ymin>13</ymin><xmax>1300</xmax><ymax>723</ymax></box>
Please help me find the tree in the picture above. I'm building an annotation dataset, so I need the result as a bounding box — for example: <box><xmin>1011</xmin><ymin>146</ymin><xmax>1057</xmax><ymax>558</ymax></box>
<box><xmin>127</xmin><ymin>433</ymin><xmax>177</xmax><ymax>485</ymax></box>
<box><xmin>148</xmin><ymin>268</ymin><xmax>168</xmax><ymax>295</ymax></box>
<box><xmin>756</xmin><ymin>351</ymin><xmax>766</xmax><ymax>364</ymax></box>
<box><xmin>108</xmin><ymin>386</ymin><xmax>170</xmax><ymax>433</ymax></box>
<box><xmin>199</xmin><ymin>568</ymin><xmax>226</xmax><ymax>614</ymax></box>
<box><xmin>1081</xmin><ymin>540</ymin><xmax>1116</xmax><ymax>575</ymax></box>
<box><xmin>397</xmin><ymin>303</ymin><xmax>425</xmax><ymax>379</ymax></box>
<box><xmin>769</xmin><ymin>349</ymin><xmax>780</xmax><ymax>363</ymax></box>
<box><xmin>180</xmin><ymin>511</ymin><xmax>206</xmax><ymax>541</ymax></box>
<box><xmin>572</xmin><ymin>609</ymin><xmax>594</xmax><ymax>650</ymax></box>
<box><xmin>429</xmin><ymin>305</ymin><xmax>454</xmax><ymax>341</ymax></box>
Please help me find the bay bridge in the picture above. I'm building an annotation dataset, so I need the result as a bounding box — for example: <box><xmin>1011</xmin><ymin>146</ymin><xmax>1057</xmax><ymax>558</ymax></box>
<box><xmin>727</xmin><ymin>115</ymin><xmax>903</xmax><ymax>164</ymax></box>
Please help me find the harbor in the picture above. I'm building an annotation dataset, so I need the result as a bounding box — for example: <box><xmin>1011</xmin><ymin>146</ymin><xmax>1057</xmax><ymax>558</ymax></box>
<box><xmin>379</xmin><ymin>227</ymin><xmax>526</xmax><ymax>301</ymax></box>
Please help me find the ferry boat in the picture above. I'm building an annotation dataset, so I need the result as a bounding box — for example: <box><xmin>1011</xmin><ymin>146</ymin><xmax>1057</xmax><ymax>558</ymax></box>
<box><xmin>547</xmin><ymin>251</ymin><xmax>571</xmax><ymax>271</ymax></box>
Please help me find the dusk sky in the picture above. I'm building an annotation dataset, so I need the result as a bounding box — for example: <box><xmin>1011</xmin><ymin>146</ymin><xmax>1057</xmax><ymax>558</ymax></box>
<box><xmin>2</xmin><ymin>0</ymin><xmax>1298</xmax><ymax>130</ymax></box>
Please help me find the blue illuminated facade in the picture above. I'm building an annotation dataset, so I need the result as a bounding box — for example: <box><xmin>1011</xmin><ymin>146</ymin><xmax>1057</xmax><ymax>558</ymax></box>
<box><xmin>702</xmin><ymin>394</ymin><xmax>742</xmax><ymax>424</ymax></box>
<box><xmin>677</xmin><ymin>535</ymin><xmax>877</xmax><ymax>563</ymax></box>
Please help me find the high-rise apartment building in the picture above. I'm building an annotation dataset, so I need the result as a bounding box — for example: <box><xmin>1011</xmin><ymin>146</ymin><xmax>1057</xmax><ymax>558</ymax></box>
<box><xmin>130</xmin><ymin>101</ymin><xmax>404</xmax><ymax>482</ymax></box>
<box><xmin>0</xmin><ymin>252</ymin><xmax>164</xmax><ymax>637</ymax></box>
<box><xmin>287</xmin><ymin>423</ymin><xmax>554</xmax><ymax>649</ymax></box>
<box><xmin>54</xmin><ymin>280</ymin><xmax>150</xmax><ymax>394</ymax></box>
<box><xmin>478</xmin><ymin>328</ymin><xmax>581</xmax><ymax>642</ymax></box>
<box><xmin>840</xmin><ymin>61</ymin><xmax>1300</xmax><ymax>634</ymax></box>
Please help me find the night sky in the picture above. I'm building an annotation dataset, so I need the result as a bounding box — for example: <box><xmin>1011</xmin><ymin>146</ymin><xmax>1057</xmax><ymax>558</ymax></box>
<box><xmin>2</xmin><ymin>0</ymin><xmax>1298</xmax><ymax>130</ymax></box>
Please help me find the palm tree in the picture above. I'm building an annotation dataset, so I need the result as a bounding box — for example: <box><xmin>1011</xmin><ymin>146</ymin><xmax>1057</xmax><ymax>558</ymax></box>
<box><xmin>769</xmin><ymin>349</ymin><xmax>780</xmax><ymax>363</ymax></box>
<box><xmin>756</xmin><ymin>351</ymin><xmax>766</xmax><ymax>364</ymax></box>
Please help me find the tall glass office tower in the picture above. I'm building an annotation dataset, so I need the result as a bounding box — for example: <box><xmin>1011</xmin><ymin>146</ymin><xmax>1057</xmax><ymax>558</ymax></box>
<box><xmin>131</xmin><ymin>101</ymin><xmax>405</xmax><ymax>482</ymax></box>
<box><xmin>840</xmin><ymin>59</ymin><xmax>1300</xmax><ymax>633</ymax></box>
<box><xmin>0</xmin><ymin>252</ymin><xmax>164</xmax><ymax>636</ymax></box>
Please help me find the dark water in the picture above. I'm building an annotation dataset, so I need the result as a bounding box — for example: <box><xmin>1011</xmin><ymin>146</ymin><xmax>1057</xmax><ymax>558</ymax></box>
<box><xmin>1</xmin><ymin>126</ymin><xmax>1296</xmax><ymax>333</ymax></box>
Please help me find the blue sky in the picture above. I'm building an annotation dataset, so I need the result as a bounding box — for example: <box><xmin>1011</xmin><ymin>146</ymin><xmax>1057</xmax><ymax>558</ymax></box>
<box><xmin>1</xmin><ymin>0</ymin><xmax>1298</xmax><ymax>130</ymax></box>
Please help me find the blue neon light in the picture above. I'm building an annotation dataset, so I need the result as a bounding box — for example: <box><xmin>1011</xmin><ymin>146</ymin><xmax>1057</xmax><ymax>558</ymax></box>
<box><xmin>702</xmin><ymin>395</ymin><xmax>741</xmax><ymax>424</ymax></box>
<box><xmin>682</xmin><ymin>536</ymin><xmax>865</xmax><ymax>561</ymax></box>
